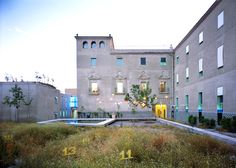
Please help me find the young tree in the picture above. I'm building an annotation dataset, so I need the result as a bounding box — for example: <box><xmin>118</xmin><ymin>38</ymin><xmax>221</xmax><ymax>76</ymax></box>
<box><xmin>124</xmin><ymin>82</ymin><xmax>157</xmax><ymax>109</ymax></box>
<box><xmin>3</xmin><ymin>84</ymin><xmax>33</xmax><ymax>121</ymax></box>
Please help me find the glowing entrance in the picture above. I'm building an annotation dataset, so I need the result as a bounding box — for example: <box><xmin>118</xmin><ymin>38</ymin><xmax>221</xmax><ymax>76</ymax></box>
<box><xmin>153</xmin><ymin>104</ymin><xmax>167</xmax><ymax>118</ymax></box>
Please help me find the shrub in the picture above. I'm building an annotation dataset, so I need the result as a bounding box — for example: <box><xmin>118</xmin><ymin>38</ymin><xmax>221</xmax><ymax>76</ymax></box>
<box><xmin>188</xmin><ymin>115</ymin><xmax>197</xmax><ymax>126</ymax></box>
<box><xmin>221</xmin><ymin>117</ymin><xmax>231</xmax><ymax>130</ymax></box>
<box><xmin>221</xmin><ymin>116</ymin><xmax>236</xmax><ymax>133</ymax></box>
<box><xmin>200</xmin><ymin>118</ymin><xmax>216</xmax><ymax>129</ymax></box>
<box><xmin>199</xmin><ymin>116</ymin><xmax>205</xmax><ymax>123</ymax></box>
<box><xmin>210</xmin><ymin>119</ymin><xmax>216</xmax><ymax>128</ymax></box>
<box><xmin>230</xmin><ymin>116</ymin><xmax>236</xmax><ymax>132</ymax></box>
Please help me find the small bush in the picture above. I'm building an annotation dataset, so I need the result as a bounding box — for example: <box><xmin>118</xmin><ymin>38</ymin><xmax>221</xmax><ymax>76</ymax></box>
<box><xmin>199</xmin><ymin>116</ymin><xmax>205</xmax><ymax>123</ymax></box>
<box><xmin>188</xmin><ymin>115</ymin><xmax>197</xmax><ymax>126</ymax></box>
<box><xmin>221</xmin><ymin>117</ymin><xmax>231</xmax><ymax>130</ymax></box>
<box><xmin>200</xmin><ymin>118</ymin><xmax>216</xmax><ymax>129</ymax></box>
<box><xmin>221</xmin><ymin>116</ymin><xmax>236</xmax><ymax>133</ymax></box>
<box><xmin>230</xmin><ymin>116</ymin><xmax>236</xmax><ymax>132</ymax></box>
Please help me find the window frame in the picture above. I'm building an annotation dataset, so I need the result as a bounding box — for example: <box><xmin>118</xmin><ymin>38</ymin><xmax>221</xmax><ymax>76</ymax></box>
<box><xmin>91</xmin><ymin>41</ymin><xmax>97</xmax><ymax>48</ymax></box>
<box><xmin>89</xmin><ymin>82</ymin><xmax>99</xmax><ymax>95</ymax></box>
<box><xmin>217</xmin><ymin>45</ymin><xmax>224</xmax><ymax>68</ymax></box>
<box><xmin>99</xmin><ymin>41</ymin><xmax>105</xmax><ymax>48</ymax></box>
<box><xmin>140</xmin><ymin>81</ymin><xmax>147</xmax><ymax>90</ymax></box>
<box><xmin>186</xmin><ymin>45</ymin><xmax>189</xmax><ymax>54</ymax></box>
<box><xmin>198</xmin><ymin>92</ymin><xmax>203</xmax><ymax>112</ymax></box>
<box><xmin>116</xmin><ymin>58</ymin><xmax>124</xmax><ymax>66</ymax></box>
<box><xmin>199</xmin><ymin>31</ymin><xmax>203</xmax><ymax>44</ymax></box>
<box><xmin>140</xmin><ymin>57</ymin><xmax>146</xmax><ymax>65</ymax></box>
<box><xmin>217</xmin><ymin>11</ymin><xmax>224</xmax><ymax>29</ymax></box>
<box><xmin>185</xmin><ymin>95</ymin><xmax>189</xmax><ymax>112</ymax></box>
<box><xmin>199</xmin><ymin>58</ymin><xmax>203</xmax><ymax>76</ymax></box>
<box><xmin>185</xmin><ymin>67</ymin><xmax>189</xmax><ymax>80</ymax></box>
<box><xmin>116</xmin><ymin>81</ymin><xmax>124</xmax><ymax>94</ymax></box>
<box><xmin>176</xmin><ymin>55</ymin><xmax>179</xmax><ymax>64</ymax></box>
<box><xmin>82</xmin><ymin>41</ymin><xmax>88</xmax><ymax>49</ymax></box>
<box><xmin>160</xmin><ymin>57</ymin><xmax>167</xmax><ymax>66</ymax></box>
<box><xmin>176</xmin><ymin>74</ymin><xmax>179</xmax><ymax>84</ymax></box>
<box><xmin>90</xmin><ymin>57</ymin><xmax>97</xmax><ymax>66</ymax></box>
<box><xmin>176</xmin><ymin>97</ymin><xmax>179</xmax><ymax>111</ymax></box>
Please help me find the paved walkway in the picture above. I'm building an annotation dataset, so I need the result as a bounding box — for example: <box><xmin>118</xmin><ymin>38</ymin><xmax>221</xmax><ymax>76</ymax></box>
<box><xmin>157</xmin><ymin>118</ymin><xmax>236</xmax><ymax>146</ymax></box>
<box><xmin>37</xmin><ymin>118</ymin><xmax>109</xmax><ymax>125</ymax></box>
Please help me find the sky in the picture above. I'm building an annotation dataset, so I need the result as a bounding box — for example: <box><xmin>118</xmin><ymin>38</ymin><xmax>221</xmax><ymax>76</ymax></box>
<box><xmin>0</xmin><ymin>0</ymin><xmax>215</xmax><ymax>92</ymax></box>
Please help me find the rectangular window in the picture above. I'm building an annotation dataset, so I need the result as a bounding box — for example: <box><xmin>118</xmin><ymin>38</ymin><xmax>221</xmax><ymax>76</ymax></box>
<box><xmin>116</xmin><ymin>58</ymin><xmax>124</xmax><ymax>66</ymax></box>
<box><xmin>159</xmin><ymin>81</ymin><xmax>168</xmax><ymax>93</ymax></box>
<box><xmin>91</xmin><ymin>82</ymin><xmax>98</xmax><ymax>94</ymax></box>
<box><xmin>176</xmin><ymin>98</ymin><xmax>179</xmax><ymax>111</ymax></box>
<box><xmin>185</xmin><ymin>95</ymin><xmax>189</xmax><ymax>112</ymax></box>
<box><xmin>217</xmin><ymin>11</ymin><xmax>224</xmax><ymax>29</ymax></box>
<box><xmin>186</xmin><ymin>67</ymin><xmax>189</xmax><ymax>80</ymax></box>
<box><xmin>176</xmin><ymin>74</ymin><xmax>179</xmax><ymax>84</ymax></box>
<box><xmin>199</xmin><ymin>31</ymin><xmax>203</xmax><ymax>44</ymax></box>
<box><xmin>217</xmin><ymin>86</ymin><xmax>223</xmax><ymax>96</ymax></box>
<box><xmin>69</xmin><ymin>96</ymin><xmax>78</xmax><ymax>108</ymax></box>
<box><xmin>90</xmin><ymin>58</ymin><xmax>97</xmax><ymax>66</ymax></box>
<box><xmin>160</xmin><ymin>57</ymin><xmax>167</xmax><ymax>66</ymax></box>
<box><xmin>217</xmin><ymin>45</ymin><xmax>224</xmax><ymax>68</ymax></box>
<box><xmin>116</xmin><ymin>82</ymin><xmax>124</xmax><ymax>94</ymax></box>
<box><xmin>140</xmin><ymin>57</ymin><xmax>146</xmax><ymax>65</ymax></box>
<box><xmin>176</xmin><ymin>55</ymin><xmax>179</xmax><ymax>64</ymax></box>
<box><xmin>199</xmin><ymin>58</ymin><xmax>203</xmax><ymax>72</ymax></box>
<box><xmin>198</xmin><ymin>92</ymin><xmax>203</xmax><ymax>112</ymax></box>
<box><xmin>217</xmin><ymin>96</ymin><xmax>223</xmax><ymax>112</ymax></box>
<box><xmin>140</xmin><ymin>82</ymin><xmax>147</xmax><ymax>90</ymax></box>
<box><xmin>186</xmin><ymin>45</ymin><xmax>189</xmax><ymax>54</ymax></box>
<box><xmin>217</xmin><ymin>87</ymin><xmax>223</xmax><ymax>112</ymax></box>
<box><xmin>199</xmin><ymin>58</ymin><xmax>203</xmax><ymax>76</ymax></box>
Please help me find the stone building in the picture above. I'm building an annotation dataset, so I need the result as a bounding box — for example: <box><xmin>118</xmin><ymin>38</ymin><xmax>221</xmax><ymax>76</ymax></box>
<box><xmin>75</xmin><ymin>35</ymin><xmax>174</xmax><ymax>114</ymax></box>
<box><xmin>75</xmin><ymin>0</ymin><xmax>236</xmax><ymax>122</ymax></box>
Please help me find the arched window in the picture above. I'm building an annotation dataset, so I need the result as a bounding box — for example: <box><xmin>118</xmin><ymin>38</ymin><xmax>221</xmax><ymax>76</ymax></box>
<box><xmin>99</xmin><ymin>41</ymin><xmax>105</xmax><ymax>48</ymax></box>
<box><xmin>82</xmin><ymin>41</ymin><xmax>88</xmax><ymax>48</ymax></box>
<box><xmin>91</xmin><ymin>41</ymin><xmax>96</xmax><ymax>48</ymax></box>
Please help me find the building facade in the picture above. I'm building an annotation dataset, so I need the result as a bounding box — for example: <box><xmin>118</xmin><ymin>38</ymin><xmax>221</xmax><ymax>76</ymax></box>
<box><xmin>75</xmin><ymin>35</ymin><xmax>174</xmax><ymax>114</ymax></box>
<box><xmin>75</xmin><ymin>0</ymin><xmax>236</xmax><ymax>123</ymax></box>
<box><xmin>174</xmin><ymin>0</ymin><xmax>236</xmax><ymax>123</ymax></box>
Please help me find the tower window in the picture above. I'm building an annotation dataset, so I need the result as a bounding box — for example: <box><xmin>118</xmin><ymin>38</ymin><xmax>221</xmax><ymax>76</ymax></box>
<box><xmin>82</xmin><ymin>41</ymin><xmax>88</xmax><ymax>48</ymax></box>
<box><xmin>99</xmin><ymin>41</ymin><xmax>105</xmax><ymax>48</ymax></box>
<box><xmin>91</xmin><ymin>41</ymin><xmax>97</xmax><ymax>48</ymax></box>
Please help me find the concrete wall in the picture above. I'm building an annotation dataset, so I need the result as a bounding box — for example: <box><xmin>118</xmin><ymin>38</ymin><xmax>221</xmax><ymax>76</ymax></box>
<box><xmin>174</xmin><ymin>0</ymin><xmax>236</xmax><ymax>122</ymax></box>
<box><xmin>0</xmin><ymin>82</ymin><xmax>61</xmax><ymax>121</ymax></box>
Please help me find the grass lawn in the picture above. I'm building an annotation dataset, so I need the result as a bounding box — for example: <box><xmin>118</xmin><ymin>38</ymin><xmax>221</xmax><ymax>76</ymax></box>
<box><xmin>1</xmin><ymin>122</ymin><xmax>236</xmax><ymax>168</ymax></box>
